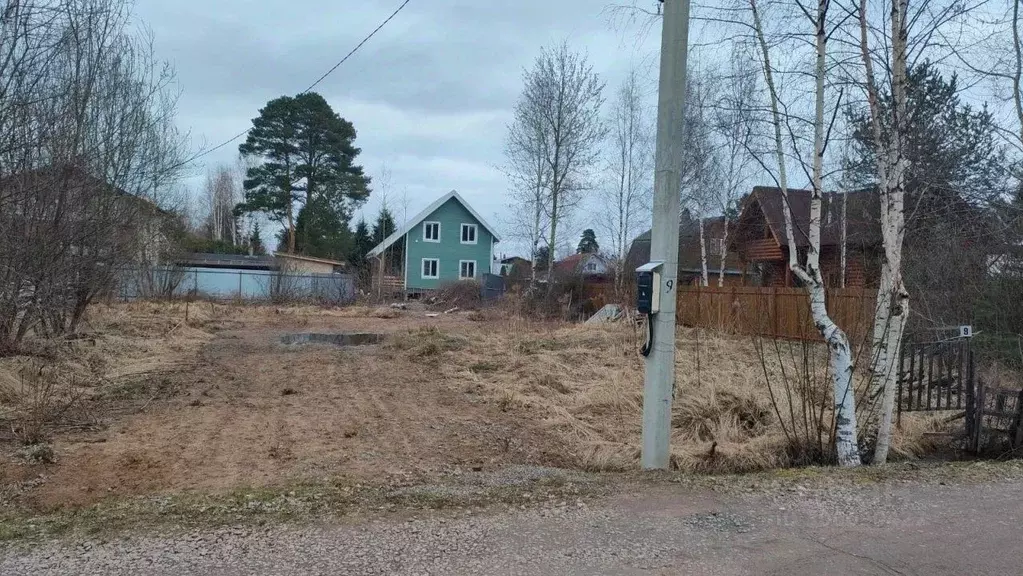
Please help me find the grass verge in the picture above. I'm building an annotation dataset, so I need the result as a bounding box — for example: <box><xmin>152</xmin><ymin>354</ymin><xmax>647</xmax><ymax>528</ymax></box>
<box><xmin>0</xmin><ymin>468</ymin><xmax>608</xmax><ymax>545</ymax></box>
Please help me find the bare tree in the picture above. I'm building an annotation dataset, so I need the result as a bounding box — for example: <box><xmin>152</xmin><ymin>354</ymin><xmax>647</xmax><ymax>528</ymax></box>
<box><xmin>202</xmin><ymin>165</ymin><xmax>239</xmax><ymax>244</ymax></box>
<box><xmin>504</xmin><ymin>83</ymin><xmax>552</xmax><ymax>290</ymax></box>
<box><xmin>710</xmin><ymin>45</ymin><xmax>760</xmax><ymax>286</ymax></box>
<box><xmin>749</xmin><ymin>0</ymin><xmax>861</xmax><ymax>466</ymax></box>
<box><xmin>854</xmin><ymin>0</ymin><xmax>912</xmax><ymax>465</ymax></box>
<box><xmin>598</xmin><ymin>65</ymin><xmax>653</xmax><ymax>287</ymax></box>
<box><xmin>678</xmin><ymin>69</ymin><xmax>722</xmax><ymax>287</ymax></box>
<box><xmin>512</xmin><ymin>42</ymin><xmax>606</xmax><ymax>288</ymax></box>
<box><xmin>0</xmin><ymin>0</ymin><xmax>186</xmax><ymax>351</ymax></box>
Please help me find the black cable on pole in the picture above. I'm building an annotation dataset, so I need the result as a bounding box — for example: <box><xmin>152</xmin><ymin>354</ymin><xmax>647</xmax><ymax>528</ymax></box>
<box><xmin>176</xmin><ymin>0</ymin><xmax>413</xmax><ymax>168</ymax></box>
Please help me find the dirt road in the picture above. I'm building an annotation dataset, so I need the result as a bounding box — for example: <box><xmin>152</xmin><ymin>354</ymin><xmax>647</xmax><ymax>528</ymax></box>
<box><xmin>4</xmin><ymin>474</ymin><xmax>1021</xmax><ymax>575</ymax></box>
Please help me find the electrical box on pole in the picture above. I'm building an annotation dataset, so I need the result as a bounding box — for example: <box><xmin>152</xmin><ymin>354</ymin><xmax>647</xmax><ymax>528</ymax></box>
<box><xmin>636</xmin><ymin>262</ymin><xmax>663</xmax><ymax>316</ymax></box>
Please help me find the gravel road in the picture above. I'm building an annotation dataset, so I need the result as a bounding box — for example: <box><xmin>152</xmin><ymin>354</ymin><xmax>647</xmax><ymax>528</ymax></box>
<box><xmin>3</xmin><ymin>476</ymin><xmax>1022</xmax><ymax>575</ymax></box>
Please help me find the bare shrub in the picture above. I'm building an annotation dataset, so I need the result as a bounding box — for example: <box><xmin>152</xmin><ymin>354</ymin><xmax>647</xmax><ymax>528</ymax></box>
<box><xmin>2</xmin><ymin>362</ymin><xmax>84</xmax><ymax>445</ymax></box>
<box><xmin>266</xmin><ymin>270</ymin><xmax>303</xmax><ymax>305</ymax></box>
<box><xmin>0</xmin><ymin>0</ymin><xmax>187</xmax><ymax>351</ymax></box>
<box><xmin>433</xmin><ymin>280</ymin><xmax>483</xmax><ymax>310</ymax></box>
<box><xmin>751</xmin><ymin>335</ymin><xmax>838</xmax><ymax>465</ymax></box>
<box><xmin>129</xmin><ymin>266</ymin><xmax>188</xmax><ymax>300</ymax></box>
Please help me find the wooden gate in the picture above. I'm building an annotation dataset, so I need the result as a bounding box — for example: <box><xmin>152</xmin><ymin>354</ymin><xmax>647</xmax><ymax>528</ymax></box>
<box><xmin>898</xmin><ymin>335</ymin><xmax>1023</xmax><ymax>453</ymax></box>
<box><xmin>897</xmin><ymin>337</ymin><xmax>973</xmax><ymax>417</ymax></box>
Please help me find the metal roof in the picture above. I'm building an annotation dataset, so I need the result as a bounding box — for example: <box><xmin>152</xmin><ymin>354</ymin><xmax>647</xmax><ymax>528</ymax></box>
<box><xmin>367</xmin><ymin>190</ymin><xmax>501</xmax><ymax>258</ymax></box>
<box><xmin>176</xmin><ymin>253</ymin><xmax>276</xmax><ymax>270</ymax></box>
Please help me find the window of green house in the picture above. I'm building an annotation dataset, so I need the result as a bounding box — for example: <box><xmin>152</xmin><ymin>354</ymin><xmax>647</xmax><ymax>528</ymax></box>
<box><xmin>422</xmin><ymin>258</ymin><xmax>439</xmax><ymax>279</ymax></box>
<box><xmin>424</xmin><ymin>222</ymin><xmax>440</xmax><ymax>242</ymax></box>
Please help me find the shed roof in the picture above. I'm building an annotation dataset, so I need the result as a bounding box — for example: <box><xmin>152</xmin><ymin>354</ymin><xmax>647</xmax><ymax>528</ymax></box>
<box><xmin>367</xmin><ymin>190</ymin><xmax>501</xmax><ymax>258</ymax></box>
<box><xmin>176</xmin><ymin>253</ymin><xmax>276</xmax><ymax>270</ymax></box>
<box><xmin>274</xmin><ymin>252</ymin><xmax>346</xmax><ymax>267</ymax></box>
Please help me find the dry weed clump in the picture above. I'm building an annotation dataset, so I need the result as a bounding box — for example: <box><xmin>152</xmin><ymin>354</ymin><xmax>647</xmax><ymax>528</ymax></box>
<box><xmin>388</xmin><ymin>327</ymin><xmax>467</xmax><ymax>358</ymax></box>
<box><xmin>371</xmin><ymin>307</ymin><xmax>402</xmax><ymax>319</ymax></box>
<box><xmin>0</xmin><ymin>361</ymin><xmax>87</xmax><ymax>446</ymax></box>
<box><xmin>453</xmin><ymin>322</ymin><xmax>942</xmax><ymax>474</ymax></box>
<box><xmin>0</xmin><ymin>302</ymin><xmax>217</xmax><ymax>449</ymax></box>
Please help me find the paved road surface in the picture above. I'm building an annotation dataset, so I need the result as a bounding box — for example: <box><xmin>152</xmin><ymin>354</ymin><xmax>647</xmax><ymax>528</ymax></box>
<box><xmin>3</xmin><ymin>477</ymin><xmax>1021</xmax><ymax>575</ymax></box>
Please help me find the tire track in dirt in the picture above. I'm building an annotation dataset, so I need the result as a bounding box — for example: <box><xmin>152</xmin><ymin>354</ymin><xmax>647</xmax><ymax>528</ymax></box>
<box><xmin>19</xmin><ymin>315</ymin><xmax>567</xmax><ymax>509</ymax></box>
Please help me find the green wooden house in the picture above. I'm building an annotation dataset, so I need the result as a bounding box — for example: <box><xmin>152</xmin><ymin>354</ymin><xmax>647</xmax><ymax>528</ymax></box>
<box><xmin>367</xmin><ymin>190</ymin><xmax>500</xmax><ymax>292</ymax></box>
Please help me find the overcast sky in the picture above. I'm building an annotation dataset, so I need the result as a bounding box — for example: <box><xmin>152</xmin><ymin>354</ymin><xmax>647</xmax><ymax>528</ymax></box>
<box><xmin>134</xmin><ymin>0</ymin><xmax>664</xmax><ymax>257</ymax></box>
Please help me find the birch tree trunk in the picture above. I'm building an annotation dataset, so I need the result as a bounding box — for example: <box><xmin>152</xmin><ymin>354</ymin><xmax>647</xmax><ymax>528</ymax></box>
<box><xmin>718</xmin><ymin>218</ymin><xmax>730</xmax><ymax>287</ymax></box>
<box><xmin>1013</xmin><ymin>0</ymin><xmax>1023</xmax><ymax>144</ymax></box>
<box><xmin>859</xmin><ymin>0</ymin><xmax>911</xmax><ymax>465</ymax></box>
<box><xmin>840</xmin><ymin>191</ymin><xmax>848</xmax><ymax>288</ymax></box>
<box><xmin>546</xmin><ymin>191</ymin><xmax>560</xmax><ymax>286</ymax></box>
<box><xmin>751</xmin><ymin>0</ymin><xmax>861</xmax><ymax>466</ymax></box>
<box><xmin>530</xmin><ymin>194</ymin><xmax>543</xmax><ymax>292</ymax></box>
<box><xmin>699</xmin><ymin>217</ymin><xmax>709</xmax><ymax>286</ymax></box>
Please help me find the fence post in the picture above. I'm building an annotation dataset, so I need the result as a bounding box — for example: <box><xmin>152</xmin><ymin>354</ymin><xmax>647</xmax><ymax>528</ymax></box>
<box><xmin>238</xmin><ymin>272</ymin><xmax>243</xmax><ymax>299</ymax></box>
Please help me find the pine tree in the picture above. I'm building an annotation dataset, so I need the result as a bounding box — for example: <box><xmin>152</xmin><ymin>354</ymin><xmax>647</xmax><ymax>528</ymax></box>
<box><xmin>577</xmin><ymin>229</ymin><xmax>599</xmax><ymax>254</ymax></box>
<box><xmin>372</xmin><ymin>207</ymin><xmax>397</xmax><ymax>242</ymax></box>
<box><xmin>236</xmin><ymin>92</ymin><xmax>371</xmax><ymax>254</ymax></box>
<box><xmin>292</xmin><ymin>200</ymin><xmax>351</xmax><ymax>260</ymax></box>
<box><xmin>349</xmin><ymin>218</ymin><xmax>374</xmax><ymax>271</ymax></box>
<box><xmin>250</xmin><ymin>222</ymin><xmax>265</xmax><ymax>255</ymax></box>
<box><xmin>371</xmin><ymin>207</ymin><xmax>401</xmax><ymax>275</ymax></box>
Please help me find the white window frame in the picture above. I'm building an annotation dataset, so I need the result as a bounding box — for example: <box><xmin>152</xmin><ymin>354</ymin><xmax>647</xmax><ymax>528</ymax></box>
<box><xmin>423</xmin><ymin>221</ymin><xmax>441</xmax><ymax>243</ymax></box>
<box><xmin>421</xmin><ymin>258</ymin><xmax>439</xmax><ymax>279</ymax></box>
<box><xmin>459</xmin><ymin>260</ymin><xmax>477</xmax><ymax>279</ymax></box>
<box><xmin>460</xmin><ymin>223</ymin><xmax>478</xmax><ymax>245</ymax></box>
<box><xmin>585</xmin><ymin>262</ymin><xmax>598</xmax><ymax>273</ymax></box>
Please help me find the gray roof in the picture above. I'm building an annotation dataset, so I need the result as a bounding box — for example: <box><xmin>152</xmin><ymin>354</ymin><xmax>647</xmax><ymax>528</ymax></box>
<box><xmin>176</xmin><ymin>253</ymin><xmax>276</xmax><ymax>270</ymax></box>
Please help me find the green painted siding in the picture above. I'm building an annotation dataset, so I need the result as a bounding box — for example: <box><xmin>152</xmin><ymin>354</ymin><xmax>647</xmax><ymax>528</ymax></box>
<box><xmin>404</xmin><ymin>198</ymin><xmax>494</xmax><ymax>290</ymax></box>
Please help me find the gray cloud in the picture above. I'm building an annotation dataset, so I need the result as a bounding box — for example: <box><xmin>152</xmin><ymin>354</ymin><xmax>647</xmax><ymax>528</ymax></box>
<box><xmin>136</xmin><ymin>0</ymin><xmax>661</xmax><ymax>255</ymax></box>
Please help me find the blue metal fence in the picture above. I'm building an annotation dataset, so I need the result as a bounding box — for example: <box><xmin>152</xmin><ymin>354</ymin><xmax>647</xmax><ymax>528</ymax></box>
<box><xmin>118</xmin><ymin>266</ymin><xmax>356</xmax><ymax>305</ymax></box>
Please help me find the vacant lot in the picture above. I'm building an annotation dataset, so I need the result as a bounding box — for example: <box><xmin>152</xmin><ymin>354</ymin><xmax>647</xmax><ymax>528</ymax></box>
<box><xmin>0</xmin><ymin>301</ymin><xmax>942</xmax><ymax>513</ymax></box>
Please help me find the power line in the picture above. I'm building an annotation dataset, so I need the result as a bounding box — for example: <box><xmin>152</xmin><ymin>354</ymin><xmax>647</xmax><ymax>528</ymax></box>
<box><xmin>180</xmin><ymin>0</ymin><xmax>413</xmax><ymax>167</ymax></box>
<box><xmin>302</xmin><ymin>0</ymin><xmax>412</xmax><ymax>94</ymax></box>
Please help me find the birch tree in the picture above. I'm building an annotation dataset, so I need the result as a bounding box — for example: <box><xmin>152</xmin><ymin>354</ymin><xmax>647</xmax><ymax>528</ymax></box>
<box><xmin>710</xmin><ymin>46</ymin><xmax>759</xmax><ymax>286</ymax></box>
<box><xmin>678</xmin><ymin>70</ymin><xmax>721</xmax><ymax>287</ymax></box>
<box><xmin>203</xmin><ymin>165</ymin><xmax>238</xmax><ymax>244</ymax></box>
<box><xmin>598</xmin><ymin>65</ymin><xmax>653</xmax><ymax>284</ymax></box>
<box><xmin>749</xmin><ymin>0</ymin><xmax>862</xmax><ymax>466</ymax></box>
<box><xmin>512</xmin><ymin>42</ymin><xmax>606</xmax><ymax>287</ymax></box>
<box><xmin>505</xmin><ymin>83</ymin><xmax>552</xmax><ymax>291</ymax></box>
<box><xmin>853</xmin><ymin>0</ymin><xmax>913</xmax><ymax>464</ymax></box>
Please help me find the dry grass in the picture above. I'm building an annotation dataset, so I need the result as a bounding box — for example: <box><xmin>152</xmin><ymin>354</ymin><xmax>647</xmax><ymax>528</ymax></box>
<box><xmin>0</xmin><ymin>301</ymin><xmax>218</xmax><ymax>444</ymax></box>
<box><xmin>0</xmin><ymin>300</ymin><xmax>961</xmax><ymax>509</ymax></box>
<box><xmin>444</xmin><ymin>319</ymin><xmax>943</xmax><ymax>474</ymax></box>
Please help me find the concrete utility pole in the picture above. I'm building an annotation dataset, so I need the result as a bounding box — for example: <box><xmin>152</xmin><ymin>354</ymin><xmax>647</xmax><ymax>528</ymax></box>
<box><xmin>641</xmin><ymin>0</ymin><xmax>691</xmax><ymax>470</ymax></box>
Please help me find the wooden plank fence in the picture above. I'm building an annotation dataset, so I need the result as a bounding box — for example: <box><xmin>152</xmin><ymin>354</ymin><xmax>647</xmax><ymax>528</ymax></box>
<box><xmin>674</xmin><ymin>286</ymin><xmax>877</xmax><ymax>343</ymax></box>
<box><xmin>586</xmin><ymin>284</ymin><xmax>878</xmax><ymax>343</ymax></box>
